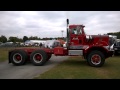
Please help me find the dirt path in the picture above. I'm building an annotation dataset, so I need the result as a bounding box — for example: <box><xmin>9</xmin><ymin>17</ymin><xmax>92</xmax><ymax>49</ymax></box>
<box><xmin>0</xmin><ymin>55</ymin><xmax>69</xmax><ymax>79</ymax></box>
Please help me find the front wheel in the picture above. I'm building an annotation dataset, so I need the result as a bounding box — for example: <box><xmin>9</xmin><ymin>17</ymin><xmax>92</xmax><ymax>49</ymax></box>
<box><xmin>87</xmin><ymin>50</ymin><xmax>105</xmax><ymax>67</ymax></box>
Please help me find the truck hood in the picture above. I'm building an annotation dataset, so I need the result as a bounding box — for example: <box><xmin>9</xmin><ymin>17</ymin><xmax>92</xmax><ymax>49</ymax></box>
<box><xmin>86</xmin><ymin>35</ymin><xmax>109</xmax><ymax>46</ymax></box>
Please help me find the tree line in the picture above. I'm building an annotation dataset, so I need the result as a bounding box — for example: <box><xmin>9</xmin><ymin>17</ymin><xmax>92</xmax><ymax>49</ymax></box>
<box><xmin>0</xmin><ymin>35</ymin><xmax>66</xmax><ymax>43</ymax></box>
<box><xmin>0</xmin><ymin>31</ymin><xmax>120</xmax><ymax>43</ymax></box>
<box><xmin>107</xmin><ymin>32</ymin><xmax>120</xmax><ymax>39</ymax></box>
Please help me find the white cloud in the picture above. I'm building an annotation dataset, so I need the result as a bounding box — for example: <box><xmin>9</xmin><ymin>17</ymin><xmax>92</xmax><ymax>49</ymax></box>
<box><xmin>0</xmin><ymin>11</ymin><xmax>120</xmax><ymax>39</ymax></box>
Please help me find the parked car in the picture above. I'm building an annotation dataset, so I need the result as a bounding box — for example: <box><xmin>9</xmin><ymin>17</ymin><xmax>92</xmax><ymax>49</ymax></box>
<box><xmin>113</xmin><ymin>41</ymin><xmax>120</xmax><ymax>56</ymax></box>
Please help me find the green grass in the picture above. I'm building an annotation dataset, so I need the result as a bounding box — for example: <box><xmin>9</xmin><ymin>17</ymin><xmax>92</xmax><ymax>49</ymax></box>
<box><xmin>0</xmin><ymin>47</ymin><xmax>13</xmax><ymax>62</ymax></box>
<box><xmin>34</xmin><ymin>56</ymin><xmax>120</xmax><ymax>79</ymax></box>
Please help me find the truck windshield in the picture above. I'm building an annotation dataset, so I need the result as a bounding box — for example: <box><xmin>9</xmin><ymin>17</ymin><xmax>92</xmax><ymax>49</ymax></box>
<box><xmin>71</xmin><ymin>26</ymin><xmax>82</xmax><ymax>35</ymax></box>
<box><xmin>71</xmin><ymin>28</ymin><xmax>77</xmax><ymax>34</ymax></box>
<box><xmin>70</xmin><ymin>26</ymin><xmax>87</xmax><ymax>35</ymax></box>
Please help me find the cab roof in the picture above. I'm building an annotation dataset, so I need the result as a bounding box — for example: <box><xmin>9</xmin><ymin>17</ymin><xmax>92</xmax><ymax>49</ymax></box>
<box><xmin>69</xmin><ymin>25</ymin><xmax>85</xmax><ymax>28</ymax></box>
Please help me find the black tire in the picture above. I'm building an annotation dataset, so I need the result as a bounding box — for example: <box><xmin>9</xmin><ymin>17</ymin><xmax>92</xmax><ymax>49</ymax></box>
<box><xmin>87</xmin><ymin>50</ymin><xmax>105</xmax><ymax>67</ymax></box>
<box><xmin>30</xmin><ymin>50</ymin><xmax>47</xmax><ymax>66</ymax></box>
<box><xmin>47</xmin><ymin>54</ymin><xmax>52</xmax><ymax>61</ymax></box>
<box><xmin>10</xmin><ymin>50</ymin><xmax>28</xmax><ymax>66</ymax></box>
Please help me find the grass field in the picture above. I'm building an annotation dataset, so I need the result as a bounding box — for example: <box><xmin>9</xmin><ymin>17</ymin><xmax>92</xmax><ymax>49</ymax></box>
<box><xmin>0</xmin><ymin>47</ymin><xmax>13</xmax><ymax>62</ymax></box>
<box><xmin>34</xmin><ymin>56</ymin><xmax>120</xmax><ymax>79</ymax></box>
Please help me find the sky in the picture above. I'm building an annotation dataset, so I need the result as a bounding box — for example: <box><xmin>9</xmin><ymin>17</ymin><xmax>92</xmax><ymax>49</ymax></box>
<box><xmin>0</xmin><ymin>11</ymin><xmax>120</xmax><ymax>39</ymax></box>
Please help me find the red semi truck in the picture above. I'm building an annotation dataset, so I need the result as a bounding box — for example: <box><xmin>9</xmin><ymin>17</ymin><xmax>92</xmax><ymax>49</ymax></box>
<box><xmin>8</xmin><ymin>19</ymin><xmax>114</xmax><ymax>67</ymax></box>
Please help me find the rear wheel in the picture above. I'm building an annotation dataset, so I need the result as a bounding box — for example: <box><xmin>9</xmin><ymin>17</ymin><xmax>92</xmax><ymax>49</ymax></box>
<box><xmin>30</xmin><ymin>50</ymin><xmax>47</xmax><ymax>66</ymax></box>
<box><xmin>10</xmin><ymin>50</ymin><xmax>28</xmax><ymax>66</ymax></box>
<box><xmin>87</xmin><ymin>50</ymin><xmax>105</xmax><ymax>67</ymax></box>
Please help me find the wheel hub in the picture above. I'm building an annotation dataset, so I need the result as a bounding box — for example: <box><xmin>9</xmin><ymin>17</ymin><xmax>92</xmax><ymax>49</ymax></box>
<box><xmin>36</xmin><ymin>55</ymin><xmax>41</xmax><ymax>60</ymax></box>
<box><xmin>91</xmin><ymin>54</ymin><xmax>101</xmax><ymax>65</ymax></box>
<box><xmin>16</xmin><ymin>55</ymin><xmax>21</xmax><ymax>60</ymax></box>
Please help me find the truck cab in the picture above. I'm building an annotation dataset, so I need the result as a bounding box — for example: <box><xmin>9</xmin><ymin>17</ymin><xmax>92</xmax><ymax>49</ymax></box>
<box><xmin>67</xmin><ymin>24</ymin><xmax>110</xmax><ymax>49</ymax></box>
<box><xmin>68</xmin><ymin>25</ymin><xmax>86</xmax><ymax>49</ymax></box>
